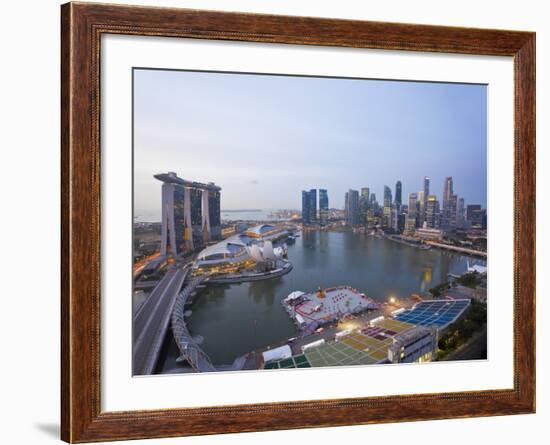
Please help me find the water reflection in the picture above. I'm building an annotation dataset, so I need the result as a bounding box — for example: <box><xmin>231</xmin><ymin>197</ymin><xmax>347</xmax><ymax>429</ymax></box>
<box><xmin>247</xmin><ymin>278</ymin><xmax>283</xmax><ymax>306</ymax></box>
<box><xmin>420</xmin><ymin>267</ymin><xmax>433</xmax><ymax>293</ymax></box>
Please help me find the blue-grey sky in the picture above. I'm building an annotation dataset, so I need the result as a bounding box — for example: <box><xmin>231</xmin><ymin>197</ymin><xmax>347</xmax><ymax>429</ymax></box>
<box><xmin>134</xmin><ymin>69</ymin><xmax>486</xmax><ymax>221</ymax></box>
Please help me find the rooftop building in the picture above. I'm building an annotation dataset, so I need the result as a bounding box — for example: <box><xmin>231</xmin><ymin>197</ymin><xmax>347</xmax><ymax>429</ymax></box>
<box><xmin>387</xmin><ymin>325</ymin><xmax>438</xmax><ymax>364</ymax></box>
<box><xmin>393</xmin><ymin>299</ymin><xmax>471</xmax><ymax>330</ymax></box>
<box><xmin>244</xmin><ymin>223</ymin><xmax>286</xmax><ymax>239</ymax></box>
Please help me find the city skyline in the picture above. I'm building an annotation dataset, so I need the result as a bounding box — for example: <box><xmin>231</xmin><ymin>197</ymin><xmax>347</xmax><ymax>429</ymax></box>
<box><xmin>134</xmin><ymin>69</ymin><xmax>487</xmax><ymax>221</ymax></box>
<box><xmin>302</xmin><ymin>173</ymin><xmax>485</xmax><ymax>234</ymax></box>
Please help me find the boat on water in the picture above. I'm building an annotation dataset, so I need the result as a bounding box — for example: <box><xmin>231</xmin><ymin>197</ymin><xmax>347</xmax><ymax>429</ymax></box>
<box><xmin>282</xmin><ymin>285</ymin><xmax>380</xmax><ymax>333</ymax></box>
<box><xmin>286</xmin><ymin>234</ymin><xmax>296</xmax><ymax>244</ymax></box>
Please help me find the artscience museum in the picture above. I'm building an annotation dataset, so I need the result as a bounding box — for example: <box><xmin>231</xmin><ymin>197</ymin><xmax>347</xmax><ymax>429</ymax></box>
<box><xmin>192</xmin><ymin>224</ymin><xmax>290</xmax><ymax>278</ymax></box>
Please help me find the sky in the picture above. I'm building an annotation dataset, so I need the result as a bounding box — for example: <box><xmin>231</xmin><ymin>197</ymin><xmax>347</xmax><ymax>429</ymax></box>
<box><xmin>133</xmin><ymin>68</ymin><xmax>487</xmax><ymax>221</ymax></box>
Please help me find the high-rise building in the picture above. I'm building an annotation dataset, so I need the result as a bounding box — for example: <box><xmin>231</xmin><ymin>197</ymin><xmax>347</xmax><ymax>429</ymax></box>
<box><xmin>369</xmin><ymin>193</ymin><xmax>378</xmax><ymax>212</ymax></box>
<box><xmin>383</xmin><ymin>186</ymin><xmax>392</xmax><ymax>208</ymax></box>
<box><xmin>391</xmin><ymin>207</ymin><xmax>400</xmax><ymax>232</ymax></box>
<box><xmin>301</xmin><ymin>189</ymin><xmax>317</xmax><ymax>225</ymax></box>
<box><xmin>395</xmin><ymin>181</ymin><xmax>402</xmax><ymax>210</ymax></box>
<box><xmin>309</xmin><ymin>189</ymin><xmax>317</xmax><ymax>223</ymax></box>
<box><xmin>208</xmin><ymin>189</ymin><xmax>222</xmax><ymax>239</ymax></box>
<box><xmin>441</xmin><ymin>177</ymin><xmax>456</xmax><ymax>232</ymax></box>
<box><xmin>426</xmin><ymin>195</ymin><xmax>440</xmax><ymax>229</ymax></box>
<box><xmin>319</xmin><ymin>189</ymin><xmax>329</xmax><ymax>227</ymax></box>
<box><xmin>190</xmin><ymin>188</ymin><xmax>203</xmax><ymax>246</ymax></box>
<box><xmin>155</xmin><ymin>172</ymin><xmax>221</xmax><ymax>257</ymax></box>
<box><xmin>404</xmin><ymin>217</ymin><xmax>416</xmax><ymax>235</ymax></box>
<box><xmin>360</xmin><ymin>187</ymin><xmax>370</xmax><ymax>225</ymax></box>
<box><xmin>466</xmin><ymin>204</ymin><xmax>483</xmax><ymax>228</ymax></box>
<box><xmin>449</xmin><ymin>194</ymin><xmax>458</xmax><ymax>230</ymax></box>
<box><xmin>423</xmin><ymin>176</ymin><xmax>430</xmax><ymax>220</ymax></box>
<box><xmin>345</xmin><ymin>189</ymin><xmax>360</xmax><ymax>226</ymax></box>
<box><xmin>456</xmin><ymin>197</ymin><xmax>465</xmax><ymax>229</ymax></box>
<box><xmin>383</xmin><ymin>186</ymin><xmax>392</xmax><ymax>228</ymax></box>
<box><xmin>405</xmin><ymin>193</ymin><xmax>418</xmax><ymax>233</ymax></box>
<box><xmin>408</xmin><ymin>193</ymin><xmax>418</xmax><ymax>218</ymax></box>
<box><xmin>301</xmin><ymin>191</ymin><xmax>310</xmax><ymax>224</ymax></box>
<box><xmin>418</xmin><ymin>190</ymin><xmax>426</xmax><ymax>227</ymax></box>
<box><xmin>397</xmin><ymin>212</ymin><xmax>406</xmax><ymax>233</ymax></box>
<box><xmin>366</xmin><ymin>209</ymin><xmax>377</xmax><ymax>229</ymax></box>
<box><xmin>443</xmin><ymin>176</ymin><xmax>453</xmax><ymax>202</ymax></box>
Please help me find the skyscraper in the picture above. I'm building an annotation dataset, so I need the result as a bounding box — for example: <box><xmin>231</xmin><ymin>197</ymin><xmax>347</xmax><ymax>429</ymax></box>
<box><xmin>405</xmin><ymin>192</ymin><xmax>418</xmax><ymax>233</ymax></box>
<box><xmin>448</xmin><ymin>194</ymin><xmax>458</xmax><ymax>230</ymax></box>
<box><xmin>301</xmin><ymin>189</ymin><xmax>317</xmax><ymax>225</ymax></box>
<box><xmin>443</xmin><ymin>176</ymin><xmax>453</xmax><ymax>202</ymax></box>
<box><xmin>395</xmin><ymin>181</ymin><xmax>402</xmax><ymax>210</ymax></box>
<box><xmin>310</xmin><ymin>189</ymin><xmax>317</xmax><ymax>223</ymax></box>
<box><xmin>456</xmin><ymin>197</ymin><xmax>465</xmax><ymax>229</ymax></box>
<box><xmin>302</xmin><ymin>191</ymin><xmax>310</xmax><ymax>224</ymax></box>
<box><xmin>208</xmin><ymin>189</ymin><xmax>222</xmax><ymax>240</ymax></box>
<box><xmin>391</xmin><ymin>207</ymin><xmax>400</xmax><ymax>232</ymax></box>
<box><xmin>423</xmin><ymin>176</ymin><xmax>430</xmax><ymax>220</ymax></box>
<box><xmin>155</xmin><ymin>172</ymin><xmax>221</xmax><ymax>257</ymax></box>
<box><xmin>397</xmin><ymin>212</ymin><xmax>406</xmax><ymax>233</ymax></box>
<box><xmin>345</xmin><ymin>189</ymin><xmax>360</xmax><ymax>226</ymax></box>
<box><xmin>426</xmin><ymin>195</ymin><xmax>440</xmax><ymax>229</ymax></box>
<box><xmin>441</xmin><ymin>177</ymin><xmax>455</xmax><ymax>232</ymax></box>
<box><xmin>319</xmin><ymin>189</ymin><xmax>329</xmax><ymax>227</ymax></box>
<box><xmin>383</xmin><ymin>186</ymin><xmax>392</xmax><ymax>208</ymax></box>
<box><xmin>360</xmin><ymin>187</ymin><xmax>370</xmax><ymax>225</ymax></box>
<box><xmin>408</xmin><ymin>193</ymin><xmax>418</xmax><ymax>218</ymax></box>
<box><xmin>383</xmin><ymin>186</ymin><xmax>392</xmax><ymax>228</ymax></box>
<box><xmin>369</xmin><ymin>193</ymin><xmax>378</xmax><ymax>212</ymax></box>
<box><xmin>466</xmin><ymin>204</ymin><xmax>483</xmax><ymax>228</ymax></box>
<box><xmin>418</xmin><ymin>191</ymin><xmax>426</xmax><ymax>227</ymax></box>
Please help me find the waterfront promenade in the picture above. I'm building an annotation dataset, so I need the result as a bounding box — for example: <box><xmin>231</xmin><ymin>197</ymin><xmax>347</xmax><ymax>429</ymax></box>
<box><xmin>206</xmin><ymin>261</ymin><xmax>293</xmax><ymax>284</ymax></box>
<box><xmin>425</xmin><ymin>241</ymin><xmax>487</xmax><ymax>258</ymax></box>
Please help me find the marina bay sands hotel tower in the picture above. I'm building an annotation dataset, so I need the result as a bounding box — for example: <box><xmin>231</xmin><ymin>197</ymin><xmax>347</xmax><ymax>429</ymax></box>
<box><xmin>154</xmin><ymin>172</ymin><xmax>221</xmax><ymax>257</ymax></box>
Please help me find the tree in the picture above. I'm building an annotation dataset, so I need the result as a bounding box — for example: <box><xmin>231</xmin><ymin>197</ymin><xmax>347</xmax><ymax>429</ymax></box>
<box><xmin>429</xmin><ymin>282</ymin><xmax>449</xmax><ymax>297</ymax></box>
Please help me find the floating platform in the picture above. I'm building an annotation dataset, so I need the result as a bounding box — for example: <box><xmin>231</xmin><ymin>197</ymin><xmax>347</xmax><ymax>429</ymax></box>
<box><xmin>282</xmin><ymin>285</ymin><xmax>380</xmax><ymax>332</ymax></box>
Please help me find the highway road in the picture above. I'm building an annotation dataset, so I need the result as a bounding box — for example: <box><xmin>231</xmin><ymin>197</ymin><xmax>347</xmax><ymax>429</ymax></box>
<box><xmin>133</xmin><ymin>265</ymin><xmax>189</xmax><ymax>375</ymax></box>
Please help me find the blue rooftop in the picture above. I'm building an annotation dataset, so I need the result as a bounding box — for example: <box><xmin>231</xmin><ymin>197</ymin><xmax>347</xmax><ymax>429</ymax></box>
<box><xmin>394</xmin><ymin>299</ymin><xmax>470</xmax><ymax>329</ymax></box>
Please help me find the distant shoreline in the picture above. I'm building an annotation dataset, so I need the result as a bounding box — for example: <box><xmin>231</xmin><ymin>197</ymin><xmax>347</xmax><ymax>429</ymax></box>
<box><xmin>221</xmin><ymin>209</ymin><xmax>263</xmax><ymax>213</ymax></box>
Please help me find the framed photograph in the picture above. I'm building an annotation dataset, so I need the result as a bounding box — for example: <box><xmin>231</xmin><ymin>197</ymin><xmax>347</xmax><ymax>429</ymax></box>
<box><xmin>61</xmin><ymin>2</ymin><xmax>535</xmax><ymax>442</ymax></box>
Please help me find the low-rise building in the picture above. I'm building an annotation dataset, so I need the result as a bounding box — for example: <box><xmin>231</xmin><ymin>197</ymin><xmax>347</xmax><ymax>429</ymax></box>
<box><xmin>387</xmin><ymin>326</ymin><xmax>438</xmax><ymax>364</ymax></box>
<box><xmin>244</xmin><ymin>224</ymin><xmax>288</xmax><ymax>241</ymax></box>
<box><xmin>415</xmin><ymin>227</ymin><xmax>444</xmax><ymax>240</ymax></box>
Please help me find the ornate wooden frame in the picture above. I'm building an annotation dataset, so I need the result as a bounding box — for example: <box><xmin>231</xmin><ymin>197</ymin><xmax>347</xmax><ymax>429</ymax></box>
<box><xmin>61</xmin><ymin>2</ymin><xmax>536</xmax><ymax>442</ymax></box>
